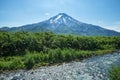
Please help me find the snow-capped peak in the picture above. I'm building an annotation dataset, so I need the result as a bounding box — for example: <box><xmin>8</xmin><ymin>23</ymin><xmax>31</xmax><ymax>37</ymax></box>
<box><xmin>49</xmin><ymin>13</ymin><xmax>71</xmax><ymax>24</ymax></box>
<box><xmin>54</xmin><ymin>14</ymin><xmax>63</xmax><ymax>21</ymax></box>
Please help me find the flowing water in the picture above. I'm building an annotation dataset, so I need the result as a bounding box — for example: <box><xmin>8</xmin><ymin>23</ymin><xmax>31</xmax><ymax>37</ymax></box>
<box><xmin>0</xmin><ymin>51</ymin><xmax>120</xmax><ymax>80</ymax></box>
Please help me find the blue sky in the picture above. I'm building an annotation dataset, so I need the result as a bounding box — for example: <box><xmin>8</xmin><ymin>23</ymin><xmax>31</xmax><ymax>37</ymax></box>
<box><xmin>0</xmin><ymin>0</ymin><xmax>120</xmax><ymax>32</ymax></box>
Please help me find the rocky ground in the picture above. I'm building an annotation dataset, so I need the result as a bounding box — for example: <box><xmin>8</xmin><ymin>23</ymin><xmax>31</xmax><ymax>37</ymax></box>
<box><xmin>0</xmin><ymin>51</ymin><xmax>120</xmax><ymax>80</ymax></box>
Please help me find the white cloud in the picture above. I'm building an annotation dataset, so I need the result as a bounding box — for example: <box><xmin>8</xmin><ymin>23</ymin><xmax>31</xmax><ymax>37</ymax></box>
<box><xmin>97</xmin><ymin>20</ymin><xmax>104</xmax><ymax>24</ymax></box>
<box><xmin>114</xmin><ymin>21</ymin><xmax>120</xmax><ymax>25</ymax></box>
<box><xmin>45</xmin><ymin>13</ymin><xmax>50</xmax><ymax>16</ymax></box>
<box><xmin>105</xmin><ymin>21</ymin><xmax>120</xmax><ymax>32</ymax></box>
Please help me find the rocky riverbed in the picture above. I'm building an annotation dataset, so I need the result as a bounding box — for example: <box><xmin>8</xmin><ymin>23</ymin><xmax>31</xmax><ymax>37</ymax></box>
<box><xmin>0</xmin><ymin>51</ymin><xmax>120</xmax><ymax>80</ymax></box>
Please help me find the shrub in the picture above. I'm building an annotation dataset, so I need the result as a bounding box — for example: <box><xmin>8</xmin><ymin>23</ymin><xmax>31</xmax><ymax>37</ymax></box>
<box><xmin>9</xmin><ymin>58</ymin><xmax>24</xmax><ymax>70</ymax></box>
<box><xmin>24</xmin><ymin>58</ymin><xmax>35</xmax><ymax>69</ymax></box>
<box><xmin>109</xmin><ymin>66</ymin><xmax>120</xmax><ymax>80</ymax></box>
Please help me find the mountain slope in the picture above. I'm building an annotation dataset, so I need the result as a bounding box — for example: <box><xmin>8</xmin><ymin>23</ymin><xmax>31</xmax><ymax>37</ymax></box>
<box><xmin>0</xmin><ymin>13</ymin><xmax>120</xmax><ymax>36</ymax></box>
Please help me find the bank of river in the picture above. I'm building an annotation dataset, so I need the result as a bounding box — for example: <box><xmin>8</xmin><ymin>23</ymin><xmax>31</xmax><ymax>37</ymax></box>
<box><xmin>0</xmin><ymin>51</ymin><xmax>120</xmax><ymax>80</ymax></box>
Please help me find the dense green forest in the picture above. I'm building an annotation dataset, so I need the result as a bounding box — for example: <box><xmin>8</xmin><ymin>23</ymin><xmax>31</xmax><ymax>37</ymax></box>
<box><xmin>0</xmin><ymin>31</ymin><xmax>120</xmax><ymax>70</ymax></box>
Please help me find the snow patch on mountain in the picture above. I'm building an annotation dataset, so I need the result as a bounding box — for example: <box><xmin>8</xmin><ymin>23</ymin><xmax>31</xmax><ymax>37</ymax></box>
<box><xmin>54</xmin><ymin>15</ymin><xmax>63</xmax><ymax>21</ymax></box>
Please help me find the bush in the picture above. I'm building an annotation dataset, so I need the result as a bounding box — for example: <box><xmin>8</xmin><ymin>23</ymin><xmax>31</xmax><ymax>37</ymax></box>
<box><xmin>109</xmin><ymin>66</ymin><xmax>120</xmax><ymax>80</ymax></box>
<box><xmin>24</xmin><ymin>57</ymin><xmax>35</xmax><ymax>69</ymax></box>
<box><xmin>0</xmin><ymin>61</ymin><xmax>11</xmax><ymax>70</ymax></box>
<box><xmin>9</xmin><ymin>58</ymin><xmax>24</xmax><ymax>70</ymax></box>
<box><xmin>0</xmin><ymin>32</ymin><xmax>120</xmax><ymax>70</ymax></box>
<box><xmin>0</xmin><ymin>32</ymin><xmax>120</xmax><ymax>56</ymax></box>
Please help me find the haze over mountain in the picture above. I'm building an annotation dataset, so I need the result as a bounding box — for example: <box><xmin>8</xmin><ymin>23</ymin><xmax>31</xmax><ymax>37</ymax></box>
<box><xmin>0</xmin><ymin>13</ymin><xmax>120</xmax><ymax>36</ymax></box>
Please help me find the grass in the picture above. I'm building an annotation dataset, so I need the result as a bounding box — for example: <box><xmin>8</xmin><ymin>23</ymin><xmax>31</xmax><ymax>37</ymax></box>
<box><xmin>109</xmin><ymin>66</ymin><xmax>120</xmax><ymax>80</ymax></box>
<box><xmin>0</xmin><ymin>48</ymin><xmax>117</xmax><ymax>71</ymax></box>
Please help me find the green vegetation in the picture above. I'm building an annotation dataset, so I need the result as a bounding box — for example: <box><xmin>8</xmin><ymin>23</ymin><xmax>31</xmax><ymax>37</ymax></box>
<box><xmin>109</xmin><ymin>66</ymin><xmax>120</xmax><ymax>80</ymax></box>
<box><xmin>0</xmin><ymin>31</ymin><xmax>120</xmax><ymax>71</ymax></box>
